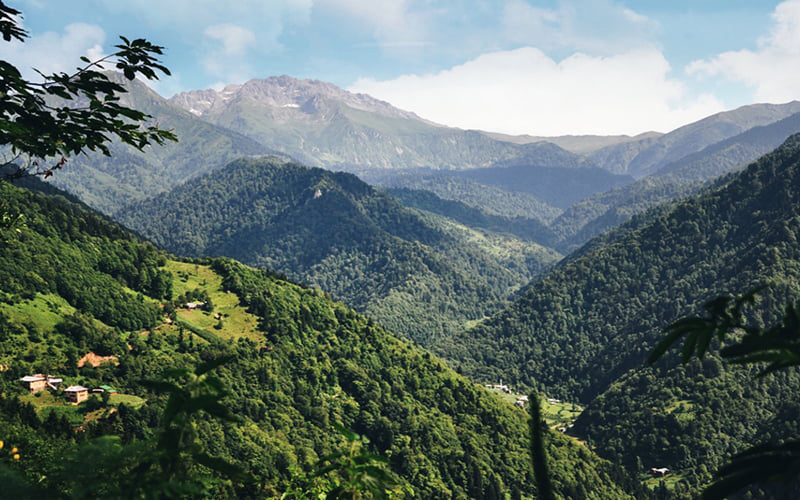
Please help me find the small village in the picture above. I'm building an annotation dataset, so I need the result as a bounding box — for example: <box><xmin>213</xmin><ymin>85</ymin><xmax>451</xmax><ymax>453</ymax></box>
<box><xmin>20</xmin><ymin>373</ymin><xmax>119</xmax><ymax>405</ymax></box>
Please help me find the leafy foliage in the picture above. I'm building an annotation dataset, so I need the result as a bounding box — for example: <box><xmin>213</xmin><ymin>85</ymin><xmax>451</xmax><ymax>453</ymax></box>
<box><xmin>650</xmin><ymin>288</ymin><xmax>800</xmax><ymax>498</ymax></box>
<box><xmin>0</xmin><ymin>1</ymin><xmax>175</xmax><ymax>177</ymax></box>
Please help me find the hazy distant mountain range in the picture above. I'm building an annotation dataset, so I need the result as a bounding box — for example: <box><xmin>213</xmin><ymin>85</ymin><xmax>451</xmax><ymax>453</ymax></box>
<box><xmin>50</xmin><ymin>74</ymin><xmax>800</xmax><ymax>239</ymax></box>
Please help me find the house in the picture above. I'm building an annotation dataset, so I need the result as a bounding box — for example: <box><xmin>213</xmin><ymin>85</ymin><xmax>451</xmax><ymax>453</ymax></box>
<box><xmin>20</xmin><ymin>374</ymin><xmax>64</xmax><ymax>393</ymax></box>
<box><xmin>65</xmin><ymin>385</ymin><xmax>89</xmax><ymax>404</ymax></box>
<box><xmin>650</xmin><ymin>467</ymin><xmax>670</xmax><ymax>477</ymax></box>
<box><xmin>46</xmin><ymin>376</ymin><xmax>63</xmax><ymax>390</ymax></box>
<box><xmin>514</xmin><ymin>399</ymin><xmax>525</xmax><ymax>408</ymax></box>
<box><xmin>547</xmin><ymin>398</ymin><xmax>561</xmax><ymax>405</ymax></box>
<box><xmin>20</xmin><ymin>374</ymin><xmax>47</xmax><ymax>393</ymax></box>
<box><xmin>184</xmin><ymin>302</ymin><xmax>206</xmax><ymax>310</ymax></box>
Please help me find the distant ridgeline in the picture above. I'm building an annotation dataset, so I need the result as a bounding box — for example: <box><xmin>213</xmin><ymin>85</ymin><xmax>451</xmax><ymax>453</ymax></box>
<box><xmin>0</xmin><ymin>179</ymin><xmax>641</xmax><ymax>498</ymax></box>
<box><xmin>435</xmin><ymin>135</ymin><xmax>800</xmax><ymax>495</ymax></box>
<box><xmin>116</xmin><ymin>157</ymin><xmax>561</xmax><ymax>345</ymax></box>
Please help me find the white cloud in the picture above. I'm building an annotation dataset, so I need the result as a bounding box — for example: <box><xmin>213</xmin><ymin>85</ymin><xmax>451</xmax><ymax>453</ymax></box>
<box><xmin>201</xmin><ymin>24</ymin><xmax>258</xmax><ymax>83</ymax></box>
<box><xmin>687</xmin><ymin>0</ymin><xmax>800</xmax><ymax>104</ymax></box>
<box><xmin>315</xmin><ymin>0</ymin><xmax>428</xmax><ymax>49</ymax></box>
<box><xmin>0</xmin><ymin>23</ymin><xmax>106</xmax><ymax>81</ymax></box>
<box><xmin>96</xmin><ymin>0</ymin><xmax>312</xmax><ymax>84</ymax></box>
<box><xmin>204</xmin><ymin>24</ymin><xmax>256</xmax><ymax>56</ymax></box>
<box><xmin>350</xmin><ymin>47</ymin><xmax>724</xmax><ymax>136</ymax></box>
<box><xmin>502</xmin><ymin>0</ymin><xmax>659</xmax><ymax>55</ymax></box>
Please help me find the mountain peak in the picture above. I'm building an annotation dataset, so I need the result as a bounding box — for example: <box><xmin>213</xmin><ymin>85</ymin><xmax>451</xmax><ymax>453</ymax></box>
<box><xmin>170</xmin><ymin>75</ymin><xmax>425</xmax><ymax>122</ymax></box>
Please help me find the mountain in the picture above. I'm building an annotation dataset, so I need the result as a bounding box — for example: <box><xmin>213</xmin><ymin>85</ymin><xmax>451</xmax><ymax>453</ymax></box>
<box><xmin>549</xmin><ymin>111</ymin><xmax>800</xmax><ymax>252</ymax></box>
<box><xmin>369</xmin><ymin>172</ymin><xmax>564</xmax><ymax>224</ymax></box>
<box><xmin>48</xmin><ymin>73</ymin><xmax>638</xmax><ymax>220</ymax></box>
<box><xmin>450</xmin><ymin>163</ymin><xmax>634</xmax><ymax>210</ymax></box>
<box><xmin>481</xmin><ymin>131</ymin><xmax>662</xmax><ymax>154</ymax></box>
<box><xmin>116</xmin><ymin>157</ymin><xmax>561</xmax><ymax>344</ymax></box>
<box><xmin>588</xmin><ymin>101</ymin><xmax>800</xmax><ymax>177</ymax></box>
<box><xmin>0</xmin><ymin>178</ymin><xmax>641</xmax><ymax>498</ymax></box>
<box><xmin>43</xmin><ymin>74</ymin><xmax>274</xmax><ymax>214</ymax></box>
<box><xmin>435</xmin><ymin>135</ymin><xmax>800</xmax><ymax>493</ymax></box>
<box><xmin>169</xmin><ymin>75</ymin><xmax>594</xmax><ymax>175</ymax></box>
<box><xmin>384</xmin><ymin>187</ymin><xmax>559</xmax><ymax>247</ymax></box>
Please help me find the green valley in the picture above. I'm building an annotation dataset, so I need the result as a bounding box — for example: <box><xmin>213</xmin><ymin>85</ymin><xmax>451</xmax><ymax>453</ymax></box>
<box><xmin>434</xmin><ymin>134</ymin><xmax>800</xmax><ymax>496</ymax></box>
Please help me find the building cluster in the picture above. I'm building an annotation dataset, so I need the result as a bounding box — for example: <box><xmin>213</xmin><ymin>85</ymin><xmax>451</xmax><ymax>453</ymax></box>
<box><xmin>485</xmin><ymin>382</ymin><xmax>512</xmax><ymax>393</ymax></box>
<box><xmin>20</xmin><ymin>374</ymin><xmax>117</xmax><ymax>405</ymax></box>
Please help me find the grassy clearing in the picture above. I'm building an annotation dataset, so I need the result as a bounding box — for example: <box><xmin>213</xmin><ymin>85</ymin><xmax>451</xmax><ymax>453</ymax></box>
<box><xmin>21</xmin><ymin>391</ymin><xmax>83</xmax><ymax>425</ymax></box>
<box><xmin>21</xmin><ymin>390</ymin><xmax>147</xmax><ymax>426</ymax></box>
<box><xmin>541</xmin><ymin>397</ymin><xmax>583</xmax><ymax>429</ymax></box>
<box><xmin>485</xmin><ymin>387</ymin><xmax>583</xmax><ymax>428</ymax></box>
<box><xmin>643</xmin><ymin>472</ymin><xmax>686</xmax><ymax>490</ymax></box>
<box><xmin>463</xmin><ymin>317</ymin><xmax>489</xmax><ymax>330</ymax></box>
<box><xmin>164</xmin><ymin>260</ymin><xmax>264</xmax><ymax>344</ymax></box>
<box><xmin>0</xmin><ymin>293</ymin><xmax>76</xmax><ymax>333</ymax></box>
<box><xmin>109</xmin><ymin>393</ymin><xmax>146</xmax><ymax>407</ymax></box>
<box><xmin>665</xmin><ymin>399</ymin><xmax>695</xmax><ymax>422</ymax></box>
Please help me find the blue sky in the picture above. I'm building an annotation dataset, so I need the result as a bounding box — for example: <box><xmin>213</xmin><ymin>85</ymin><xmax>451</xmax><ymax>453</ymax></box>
<box><xmin>3</xmin><ymin>0</ymin><xmax>799</xmax><ymax>135</ymax></box>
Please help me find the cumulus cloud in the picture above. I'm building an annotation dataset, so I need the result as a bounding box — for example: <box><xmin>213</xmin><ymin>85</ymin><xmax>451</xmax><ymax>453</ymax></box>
<box><xmin>687</xmin><ymin>0</ymin><xmax>800</xmax><ymax>103</ymax></box>
<box><xmin>0</xmin><ymin>23</ymin><xmax>106</xmax><ymax>81</ymax></box>
<box><xmin>350</xmin><ymin>47</ymin><xmax>724</xmax><ymax>136</ymax></box>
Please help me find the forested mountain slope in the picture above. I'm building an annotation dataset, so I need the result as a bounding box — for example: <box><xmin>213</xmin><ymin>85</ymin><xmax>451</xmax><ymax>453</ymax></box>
<box><xmin>116</xmin><ymin>158</ymin><xmax>561</xmax><ymax>344</ymax></box>
<box><xmin>371</xmin><ymin>173</ymin><xmax>563</xmax><ymax>224</ymax></box>
<box><xmin>435</xmin><ymin>135</ymin><xmax>800</xmax><ymax>492</ymax></box>
<box><xmin>453</xmin><ymin>163</ymin><xmax>633</xmax><ymax>209</ymax></box>
<box><xmin>0</xmin><ymin>178</ymin><xmax>642</xmax><ymax>498</ymax></box>
<box><xmin>384</xmin><ymin>187</ymin><xmax>559</xmax><ymax>247</ymax></box>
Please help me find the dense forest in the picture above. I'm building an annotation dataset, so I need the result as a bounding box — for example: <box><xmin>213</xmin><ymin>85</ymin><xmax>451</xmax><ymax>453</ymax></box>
<box><xmin>116</xmin><ymin>158</ymin><xmax>560</xmax><ymax>344</ymax></box>
<box><xmin>0</xmin><ymin>179</ymin><xmax>642</xmax><ymax>498</ymax></box>
<box><xmin>5</xmin><ymin>2</ymin><xmax>800</xmax><ymax>497</ymax></box>
<box><xmin>435</xmin><ymin>134</ymin><xmax>800</xmax><ymax>494</ymax></box>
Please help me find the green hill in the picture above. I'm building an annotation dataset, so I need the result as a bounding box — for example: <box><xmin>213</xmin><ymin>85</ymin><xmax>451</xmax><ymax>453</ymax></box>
<box><xmin>116</xmin><ymin>157</ymin><xmax>561</xmax><ymax>344</ymax></box>
<box><xmin>435</xmin><ymin>135</ymin><xmax>800</xmax><ymax>493</ymax></box>
<box><xmin>0</xmin><ymin>178</ymin><xmax>641</xmax><ymax>498</ymax></box>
